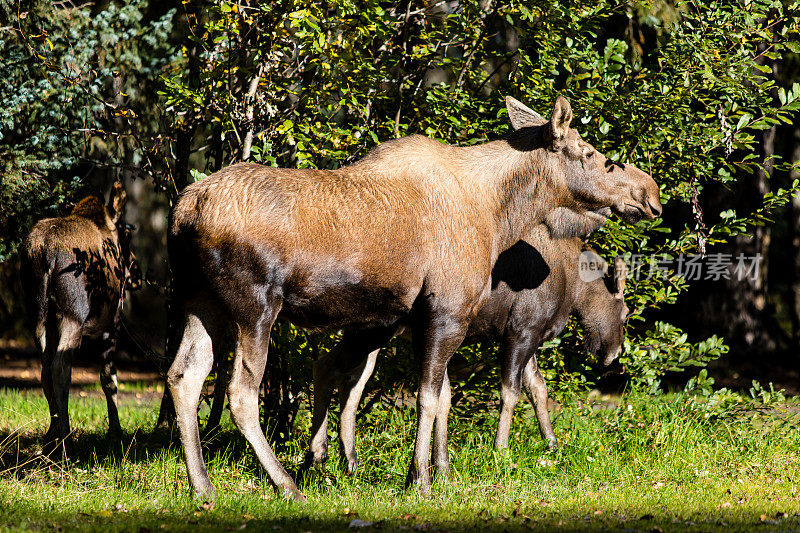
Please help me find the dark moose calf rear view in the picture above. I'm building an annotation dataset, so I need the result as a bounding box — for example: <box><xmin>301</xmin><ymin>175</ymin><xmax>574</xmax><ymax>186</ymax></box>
<box><xmin>22</xmin><ymin>182</ymin><xmax>141</xmax><ymax>457</ymax></box>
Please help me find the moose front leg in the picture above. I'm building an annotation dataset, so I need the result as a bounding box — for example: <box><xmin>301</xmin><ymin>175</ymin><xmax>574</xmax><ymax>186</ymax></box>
<box><xmin>203</xmin><ymin>351</ymin><xmax>229</xmax><ymax>435</ymax></box>
<box><xmin>431</xmin><ymin>370</ymin><xmax>451</xmax><ymax>480</ymax></box>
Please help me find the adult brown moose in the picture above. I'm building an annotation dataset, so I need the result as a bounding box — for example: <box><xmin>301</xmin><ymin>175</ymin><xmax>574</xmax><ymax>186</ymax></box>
<box><xmin>22</xmin><ymin>182</ymin><xmax>141</xmax><ymax>456</ymax></box>
<box><xmin>310</xmin><ymin>225</ymin><xmax>630</xmax><ymax>476</ymax></box>
<box><xmin>166</xmin><ymin>95</ymin><xmax>660</xmax><ymax>502</ymax></box>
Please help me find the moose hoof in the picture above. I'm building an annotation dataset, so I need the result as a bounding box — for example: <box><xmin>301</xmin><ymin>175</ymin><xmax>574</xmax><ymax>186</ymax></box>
<box><xmin>307</xmin><ymin>443</ymin><xmax>328</xmax><ymax>465</ymax></box>
<box><xmin>345</xmin><ymin>456</ymin><xmax>358</xmax><ymax>476</ymax></box>
<box><xmin>192</xmin><ymin>482</ymin><xmax>215</xmax><ymax>502</ymax></box>
<box><xmin>108</xmin><ymin>426</ymin><xmax>123</xmax><ymax>442</ymax></box>
<box><xmin>43</xmin><ymin>436</ymin><xmax>73</xmax><ymax>461</ymax></box>
<box><xmin>283</xmin><ymin>487</ymin><xmax>307</xmax><ymax>503</ymax></box>
<box><xmin>405</xmin><ymin>470</ymin><xmax>432</xmax><ymax>494</ymax></box>
<box><xmin>301</xmin><ymin>450</ymin><xmax>327</xmax><ymax>473</ymax></box>
<box><xmin>546</xmin><ymin>437</ymin><xmax>559</xmax><ymax>451</ymax></box>
<box><xmin>434</xmin><ymin>464</ymin><xmax>451</xmax><ymax>483</ymax></box>
<box><xmin>415</xmin><ymin>479</ymin><xmax>432</xmax><ymax>495</ymax></box>
<box><xmin>493</xmin><ymin>443</ymin><xmax>509</xmax><ymax>455</ymax></box>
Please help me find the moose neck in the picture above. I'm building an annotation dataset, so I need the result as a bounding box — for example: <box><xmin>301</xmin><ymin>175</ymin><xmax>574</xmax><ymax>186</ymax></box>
<box><xmin>459</xmin><ymin>129</ymin><xmax>564</xmax><ymax>258</ymax></box>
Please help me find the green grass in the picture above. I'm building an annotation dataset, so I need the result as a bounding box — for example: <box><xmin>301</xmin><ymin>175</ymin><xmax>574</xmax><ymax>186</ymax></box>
<box><xmin>1</xmin><ymin>383</ymin><xmax>799</xmax><ymax>532</ymax></box>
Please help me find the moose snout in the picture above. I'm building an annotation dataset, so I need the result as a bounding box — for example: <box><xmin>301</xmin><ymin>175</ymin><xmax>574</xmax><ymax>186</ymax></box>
<box><xmin>603</xmin><ymin>348</ymin><xmax>622</xmax><ymax>368</ymax></box>
<box><xmin>647</xmin><ymin>196</ymin><xmax>662</xmax><ymax>218</ymax></box>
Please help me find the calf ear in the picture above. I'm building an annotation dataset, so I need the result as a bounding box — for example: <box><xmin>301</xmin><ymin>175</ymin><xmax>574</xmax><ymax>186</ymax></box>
<box><xmin>108</xmin><ymin>181</ymin><xmax>127</xmax><ymax>225</ymax></box>
<box><xmin>505</xmin><ymin>96</ymin><xmax>544</xmax><ymax>130</ymax></box>
<box><xmin>549</xmin><ymin>95</ymin><xmax>573</xmax><ymax>142</ymax></box>
<box><xmin>612</xmin><ymin>256</ymin><xmax>628</xmax><ymax>299</ymax></box>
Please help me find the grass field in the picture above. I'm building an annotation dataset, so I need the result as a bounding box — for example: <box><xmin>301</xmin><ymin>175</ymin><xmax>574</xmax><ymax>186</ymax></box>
<box><xmin>0</xmin><ymin>381</ymin><xmax>799</xmax><ymax>532</ymax></box>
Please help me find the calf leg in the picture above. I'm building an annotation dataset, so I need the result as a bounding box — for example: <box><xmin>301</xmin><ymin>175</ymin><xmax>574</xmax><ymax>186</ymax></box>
<box><xmin>338</xmin><ymin>347</ymin><xmax>379</xmax><ymax>475</ymax></box>
<box><xmin>40</xmin><ymin>315</ymin><xmax>59</xmax><ymax>443</ymax></box>
<box><xmin>431</xmin><ymin>371</ymin><xmax>451</xmax><ymax>480</ymax></box>
<box><xmin>522</xmin><ymin>355</ymin><xmax>558</xmax><ymax>449</ymax></box>
<box><xmin>227</xmin><ymin>308</ymin><xmax>305</xmax><ymax>502</ymax></box>
<box><xmin>99</xmin><ymin>334</ymin><xmax>122</xmax><ymax>438</ymax></box>
<box><xmin>308</xmin><ymin>327</ymin><xmax>396</xmax><ymax>470</ymax></box>
<box><xmin>495</xmin><ymin>333</ymin><xmax>537</xmax><ymax>452</ymax></box>
<box><xmin>308</xmin><ymin>350</ymin><xmax>337</xmax><ymax>467</ymax></box>
<box><xmin>51</xmin><ymin>318</ymin><xmax>82</xmax><ymax>456</ymax></box>
<box><xmin>168</xmin><ymin>311</ymin><xmax>219</xmax><ymax>499</ymax></box>
<box><xmin>204</xmin><ymin>352</ymin><xmax>229</xmax><ymax>434</ymax></box>
<box><xmin>155</xmin><ymin>388</ymin><xmax>176</xmax><ymax>430</ymax></box>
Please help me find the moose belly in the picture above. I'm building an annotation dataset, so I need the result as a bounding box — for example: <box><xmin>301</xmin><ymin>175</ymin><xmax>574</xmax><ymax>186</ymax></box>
<box><xmin>279</xmin><ymin>263</ymin><xmax>418</xmax><ymax>331</ymax></box>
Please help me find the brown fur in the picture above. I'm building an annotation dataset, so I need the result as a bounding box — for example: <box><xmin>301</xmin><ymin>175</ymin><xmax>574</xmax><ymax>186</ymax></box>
<box><xmin>21</xmin><ymin>183</ymin><xmax>140</xmax><ymax>454</ymax></box>
<box><xmin>165</xmin><ymin>96</ymin><xmax>661</xmax><ymax>501</ymax></box>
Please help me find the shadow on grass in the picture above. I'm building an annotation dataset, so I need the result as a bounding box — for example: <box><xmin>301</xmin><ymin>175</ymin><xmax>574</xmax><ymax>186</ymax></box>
<box><xmin>1</xmin><ymin>502</ymin><xmax>798</xmax><ymax>532</ymax></box>
<box><xmin>0</xmin><ymin>422</ymin><xmax>275</xmax><ymax>479</ymax></box>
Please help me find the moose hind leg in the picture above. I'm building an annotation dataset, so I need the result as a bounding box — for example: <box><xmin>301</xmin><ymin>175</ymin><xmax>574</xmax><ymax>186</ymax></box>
<box><xmin>51</xmin><ymin>318</ymin><xmax>82</xmax><ymax>456</ymax></box>
<box><xmin>168</xmin><ymin>312</ymin><xmax>218</xmax><ymax>499</ymax></box>
<box><xmin>40</xmin><ymin>315</ymin><xmax>59</xmax><ymax>443</ymax></box>
<box><xmin>407</xmin><ymin>314</ymin><xmax>466</xmax><ymax>492</ymax></box>
<box><xmin>99</xmin><ymin>335</ymin><xmax>122</xmax><ymax>438</ymax></box>
<box><xmin>228</xmin><ymin>308</ymin><xmax>305</xmax><ymax>502</ymax></box>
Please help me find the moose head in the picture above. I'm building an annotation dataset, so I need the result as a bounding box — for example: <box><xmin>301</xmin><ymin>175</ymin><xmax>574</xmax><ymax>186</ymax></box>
<box><xmin>506</xmin><ymin>96</ymin><xmax>662</xmax><ymax>238</ymax></box>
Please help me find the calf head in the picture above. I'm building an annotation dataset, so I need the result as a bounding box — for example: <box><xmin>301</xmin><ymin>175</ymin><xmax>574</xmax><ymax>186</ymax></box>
<box><xmin>108</xmin><ymin>182</ymin><xmax>142</xmax><ymax>292</ymax></box>
<box><xmin>580</xmin><ymin>256</ymin><xmax>629</xmax><ymax>367</ymax></box>
<box><xmin>506</xmin><ymin>96</ymin><xmax>662</xmax><ymax>238</ymax></box>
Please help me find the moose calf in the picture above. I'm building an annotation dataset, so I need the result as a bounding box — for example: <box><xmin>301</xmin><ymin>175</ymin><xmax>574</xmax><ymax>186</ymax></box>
<box><xmin>22</xmin><ymin>182</ymin><xmax>141</xmax><ymax>456</ymax></box>
<box><xmin>310</xmin><ymin>225</ymin><xmax>628</xmax><ymax>475</ymax></box>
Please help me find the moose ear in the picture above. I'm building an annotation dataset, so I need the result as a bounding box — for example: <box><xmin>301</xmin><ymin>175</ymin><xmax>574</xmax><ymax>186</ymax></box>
<box><xmin>611</xmin><ymin>256</ymin><xmax>628</xmax><ymax>299</ymax></box>
<box><xmin>108</xmin><ymin>181</ymin><xmax>127</xmax><ymax>225</ymax></box>
<box><xmin>549</xmin><ymin>95</ymin><xmax>573</xmax><ymax>142</ymax></box>
<box><xmin>505</xmin><ymin>96</ymin><xmax>545</xmax><ymax>130</ymax></box>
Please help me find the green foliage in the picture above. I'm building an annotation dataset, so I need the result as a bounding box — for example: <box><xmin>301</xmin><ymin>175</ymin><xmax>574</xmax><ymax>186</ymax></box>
<box><xmin>0</xmin><ymin>0</ymin><xmax>175</xmax><ymax>261</ymax></box>
<box><xmin>621</xmin><ymin>323</ymin><xmax>728</xmax><ymax>392</ymax></box>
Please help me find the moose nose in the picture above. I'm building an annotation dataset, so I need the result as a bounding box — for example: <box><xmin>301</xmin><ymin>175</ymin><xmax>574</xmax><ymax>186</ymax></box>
<box><xmin>647</xmin><ymin>197</ymin><xmax>662</xmax><ymax>218</ymax></box>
